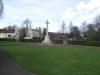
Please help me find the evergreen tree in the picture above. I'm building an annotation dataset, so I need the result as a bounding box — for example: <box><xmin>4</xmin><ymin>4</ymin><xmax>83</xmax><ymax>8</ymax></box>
<box><xmin>87</xmin><ymin>24</ymin><xmax>96</xmax><ymax>41</ymax></box>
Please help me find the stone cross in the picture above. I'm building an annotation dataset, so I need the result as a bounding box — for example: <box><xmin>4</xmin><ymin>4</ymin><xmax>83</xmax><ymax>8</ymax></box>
<box><xmin>45</xmin><ymin>20</ymin><xmax>49</xmax><ymax>36</ymax></box>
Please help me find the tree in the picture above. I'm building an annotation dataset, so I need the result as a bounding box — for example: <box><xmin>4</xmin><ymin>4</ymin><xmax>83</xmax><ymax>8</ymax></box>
<box><xmin>81</xmin><ymin>21</ymin><xmax>87</xmax><ymax>38</ymax></box>
<box><xmin>4</xmin><ymin>25</ymin><xmax>16</xmax><ymax>30</ymax></box>
<box><xmin>69</xmin><ymin>21</ymin><xmax>73</xmax><ymax>33</ymax></box>
<box><xmin>61</xmin><ymin>21</ymin><xmax>66</xmax><ymax>34</ymax></box>
<box><xmin>20</xmin><ymin>18</ymin><xmax>32</xmax><ymax>38</ymax></box>
<box><xmin>70</xmin><ymin>26</ymin><xmax>81</xmax><ymax>40</ymax></box>
<box><xmin>19</xmin><ymin>27</ymin><xmax>27</xmax><ymax>39</ymax></box>
<box><xmin>60</xmin><ymin>21</ymin><xmax>67</xmax><ymax>39</ymax></box>
<box><xmin>94</xmin><ymin>15</ymin><xmax>100</xmax><ymax>29</ymax></box>
<box><xmin>87</xmin><ymin>24</ymin><xmax>96</xmax><ymax>41</ymax></box>
<box><xmin>96</xmin><ymin>28</ymin><xmax>100</xmax><ymax>41</ymax></box>
<box><xmin>69</xmin><ymin>21</ymin><xmax>73</xmax><ymax>38</ymax></box>
<box><xmin>43</xmin><ymin>28</ymin><xmax>46</xmax><ymax>38</ymax></box>
<box><xmin>93</xmin><ymin>14</ymin><xmax>100</xmax><ymax>41</ymax></box>
<box><xmin>22</xmin><ymin>18</ymin><xmax>32</xmax><ymax>28</ymax></box>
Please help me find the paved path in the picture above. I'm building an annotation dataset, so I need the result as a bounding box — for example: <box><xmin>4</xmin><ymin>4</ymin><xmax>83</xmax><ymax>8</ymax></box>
<box><xmin>0</xmin><ymin>47</ymin><xmax>38</xmax><ymax>75</ymax></box>
<box><xmin>23</xmin><ymin>43</ymin><xmax>100</xmax><ymax>52</ymax></box>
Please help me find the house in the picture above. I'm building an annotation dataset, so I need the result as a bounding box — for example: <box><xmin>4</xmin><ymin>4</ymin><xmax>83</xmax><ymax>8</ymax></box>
<box><xmin>0</xmin><ymin>28</ymin><xmax>19</xmax><ymax>40</ymax></box>
<box><xmin>0</xmin><ymin>27</ymin><xmax>41</xmax><ymax>40</ymax></box>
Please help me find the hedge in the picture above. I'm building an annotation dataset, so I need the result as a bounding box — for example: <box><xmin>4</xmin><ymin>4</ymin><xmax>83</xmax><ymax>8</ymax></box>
<box><xmin>52</xmin><ymin>39</ymin><xmax>63</xmax><ymax>44</ymax></box>
<box><xmin>0</xmin><ymin>38</ymin><xmax>15</xmax><ymax>41</ymax></box>
<box><xmin>0</xmin><ymin>38</ymin><xmax>63</xmax><ymax>43</ymax></box>
<box><xmin>20</xmin><ymin>38</ymin><xmax>43</xmax><ymax>43</ymax></box>
<box><xmin>68</xmin><ymin>40</ymin><xmax>100</xmax><ymax>47</ymax></box>
<box><xmin>20</xmin><ymin>39</ymin><xmax>64</xmax><ymax>44</ymax></box>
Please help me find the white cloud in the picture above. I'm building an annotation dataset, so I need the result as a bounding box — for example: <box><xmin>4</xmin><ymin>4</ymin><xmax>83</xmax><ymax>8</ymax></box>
<box><xmin>2</xmin><ymin>0</ymin><xmax>100</xmax><ymax>32</ymax></box>
<box><xmin>77</xmin><ymin>0</ymin><xmax>100</xmax><ymax>12</ymax></box>
<box><xmin>61</xmin><ymin>8</ymin><xmax>76</xmax><ymax>20</ymax></box>
<box><xmin>77</xmin><ymin>0</ymin><xmax>100</xmax><ymax>22</ymax></box>
<box><xmin>61</xmin><ymin>0</ymin><xmax>100</xmax><ymax>24</ymax></box>
<box><xmin>18</xmin><ymin>0</ymin><xmax>37</xmax><ymax>5</ymax></box>
<box><xmin>77</xmin><ymin>2</ymin><xmax>86</xmax><ymax>11</ymax></box>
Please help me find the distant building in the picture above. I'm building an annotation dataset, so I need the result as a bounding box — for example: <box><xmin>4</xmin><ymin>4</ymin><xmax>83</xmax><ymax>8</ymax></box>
<box><xmin>0</xmin><ymin>28</ymin><xmax>19</xmax><ymax>40</ymax></box>
<box><xmin>22</xmin><ymin>18</ymin><xmax>42</xmax><ymax>39</ymax></box>
<box><xmin>48</xmin><ymin>32</ymin><xmax>67</xmax><ymax>40</ymax></box>
<box><xmin>0</xmin><ymin>26</ymin><xmax>42</xmax><ymax>40</ymax></box>
<box><xmin>24</xmin><ymin>27</ymin><xmax>41</xmax><ymax>39</ymax></box>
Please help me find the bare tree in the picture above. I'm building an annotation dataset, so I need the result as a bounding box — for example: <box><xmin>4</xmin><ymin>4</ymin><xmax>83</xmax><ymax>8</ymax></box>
<box><xmin>94</xmin><ymin>14</ymin><xmax>100</xmax><ymax>41</ymax></box>
<box><xmin>20</xmin><ymin>18</ymin><xmax>32</xmax><ymax>38</ymax></box>
<box><xmin>60</xmin><ymin>21</ymin><xmax>66</xmax><ymax>39</ymax></box>
<box><xmin>81</xmin><ymin>21</ymin><xmax>87</xmax><ymax>38</ymax></box>
<box><xmin>70</xmin><ymin>26</ymin><xmax>81</xmax><ymax>40</ymax></box>
<box><xmin>61</xmin><ymin>21</ymin><xmax>66</xmax><ymax>34</ymax></box>
<box><xmin>69</xmin><ymin>21</ymin><xmax>73</xmax><ymax>33</ymax></box>
<box><xmin>22</xmin><ymin>18</ymin><xmax>32</xmax><ymax>28</ymax></box>
<box><xmin>87</xmin><ymin>24</ymin><xmax>96</xmax><ymax>41</ymax></box>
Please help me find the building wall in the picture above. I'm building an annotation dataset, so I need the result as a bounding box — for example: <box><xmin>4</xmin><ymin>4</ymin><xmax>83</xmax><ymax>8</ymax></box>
<box><xmin>48</xmin><ymin>32</ymin><xmax>67</xmax><ymax>40</ymax></box>
<box><xmin>0</xmin><ymin>28</ymin><xmax>41</xmax><ymax>39</ymax></box>
<box><xmin>32</xmin><ymin>31</ymin><xmax>40</xmax><ymax>38</ymax></box>
<box><xmin>0</xmin><ymin>29</ymin><xmax>19</xmax><ymax>40</ymax></box>
<box><xmin>0</xmin><ymin>33</ymin><xmax>15</xmax><ymax>38</ymax></box>
<box><xmin>26</xmin><ymin>28</ymin><xmax>41</xmax><ymax>39</ymax></box>
<box><xmin>0</xmin><ymin>33</ymin><xmax>4</xmax><ymax>38</ymax></box>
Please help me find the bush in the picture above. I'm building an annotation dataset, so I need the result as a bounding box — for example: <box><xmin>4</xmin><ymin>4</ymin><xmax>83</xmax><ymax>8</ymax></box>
<box><xmin>52</xmin><ymin>39</ymin><xmax>63</xmax><ymax>44</ymax></box>
<box><xmin>20</xmin><ymin>38</ymin><xmax>43</xmax><ymax>43</ymax></box>
<box><xmin>0</xmin><ymin>38</ymin><xmax>15</xmax><ymax>41</ymax></box>
<box><xmin>20</xmin><ymin>39</ymin><xmax>64</xmax><ymax>44</ymax></box>
<box><xmin>68</xmin><ymin>40</ymin><xmax>100</xmax><ymax>47</ymax></box>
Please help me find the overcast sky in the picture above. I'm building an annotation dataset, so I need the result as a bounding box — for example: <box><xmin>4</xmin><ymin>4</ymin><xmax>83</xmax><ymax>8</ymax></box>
<box><xmin>0</xmin><ymin>0</ymin><xmax>100</xmax><ymax>32</ymax></box>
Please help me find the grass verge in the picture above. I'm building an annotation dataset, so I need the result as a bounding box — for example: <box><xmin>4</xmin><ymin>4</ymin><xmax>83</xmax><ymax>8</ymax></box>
<box><xmin>4</xmin><ymin>46</ymin><xmax>100</xmax><ymax>75</ymax></box>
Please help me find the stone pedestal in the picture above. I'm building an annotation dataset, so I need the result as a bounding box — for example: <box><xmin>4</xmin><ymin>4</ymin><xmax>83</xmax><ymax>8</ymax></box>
<box><xmin>43</xmin><ymin>35</ymin><xmax>52</xmax><ymax>44</ymax></box>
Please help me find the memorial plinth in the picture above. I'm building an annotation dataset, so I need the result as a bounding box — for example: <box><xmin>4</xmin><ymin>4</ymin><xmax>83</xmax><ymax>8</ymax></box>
<box><xmin>43</xmin><ymin>35</ymin><xmax>52</xmax><ymax>44</ymax></box>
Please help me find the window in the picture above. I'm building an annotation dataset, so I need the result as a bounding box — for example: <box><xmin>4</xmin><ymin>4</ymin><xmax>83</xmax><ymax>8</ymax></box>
<box><xmin>8</xmin><ymin>35</ymin><xmax>11</xmax><ymax>38</ymax></box>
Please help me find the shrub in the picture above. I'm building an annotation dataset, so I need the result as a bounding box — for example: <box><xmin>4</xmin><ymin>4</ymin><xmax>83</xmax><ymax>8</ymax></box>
<box><xmin>68</xmin><ymin>40</ymin><xmax>100</xmax><ymax>47</ymax></box>
<box><xmin>20</xmin><ymin>38</ymin><xmax>43</xmax><ymax>43</ymax></box>
<box><xmin>0</xmin><ymin>38</ymin><xmax>15</xmax><ymax>41</ymax></box>
<box><xmin>20</xmin><ymin>39</ymin><xmax>64</xmax><ymax>44</ymax></box>
<box><xmin>52</xmin><ymin>39</ymin><xmax>63</xmax><ymax>44</ymax></box>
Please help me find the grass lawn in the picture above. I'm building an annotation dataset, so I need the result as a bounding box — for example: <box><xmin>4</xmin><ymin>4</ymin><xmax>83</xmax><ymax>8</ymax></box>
<box><xmin>4</xmin><ymin>46</ymin><xmax>100</xmax><ymax>75</ymax></box>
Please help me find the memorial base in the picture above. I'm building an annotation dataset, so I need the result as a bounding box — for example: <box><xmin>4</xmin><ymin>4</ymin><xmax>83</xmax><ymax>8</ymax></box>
<box><xmin>41</xmin><ymin>35</ymin><xmax>56</xmax><ymax>45</ymax></box>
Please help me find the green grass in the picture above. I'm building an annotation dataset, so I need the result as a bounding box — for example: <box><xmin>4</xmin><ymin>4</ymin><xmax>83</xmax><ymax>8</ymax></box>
<box><xmin>0</xmin><ymin>41</ymin><xmax>26</xmax><ymax>46</ymax></box>
<box><xmin>71</xmin><ymin>45</ymin><xmax>100</xmax><ymax>50</ymax></box>
<box><xmin>4</xmin><ymin>46</ymin><xmax>100</xmax><ymax>75</ymax></box>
